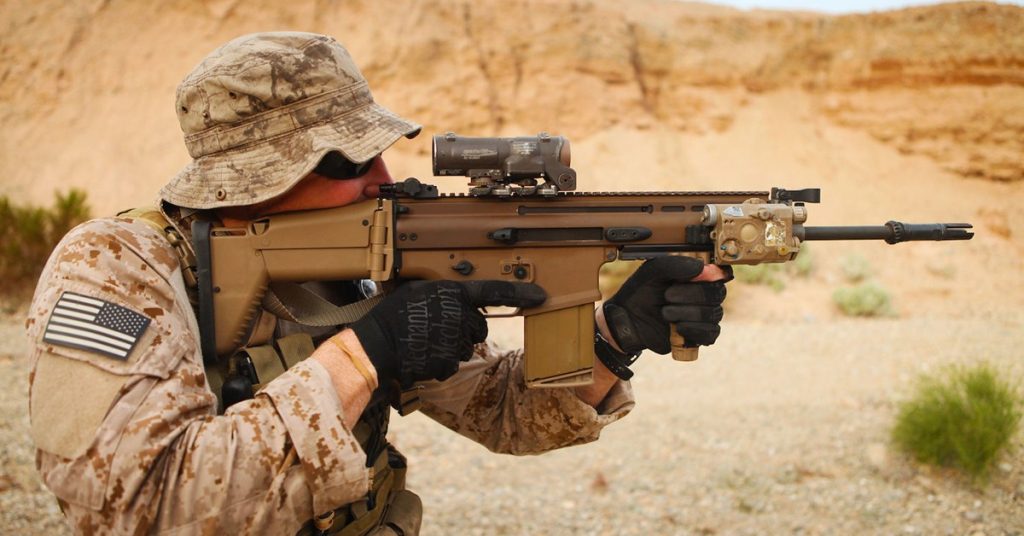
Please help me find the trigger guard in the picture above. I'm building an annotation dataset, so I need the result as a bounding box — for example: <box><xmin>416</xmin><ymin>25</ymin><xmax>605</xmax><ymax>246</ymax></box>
<box><xmin>480</xmin><ymin>306</ymin><xmax>522</xmax><ymax>318</ymax></box>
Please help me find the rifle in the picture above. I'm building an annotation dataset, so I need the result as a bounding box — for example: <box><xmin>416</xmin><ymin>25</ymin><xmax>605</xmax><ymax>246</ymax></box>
<box><xmin>193</xmin><ymin>133</ymin><xmax>973</xmax><ymax>389</ymax></box>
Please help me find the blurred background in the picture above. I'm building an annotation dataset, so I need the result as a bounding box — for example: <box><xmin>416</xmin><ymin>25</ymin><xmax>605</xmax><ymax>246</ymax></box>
<box><xmin>1</xmin><ymin>0</ymin><xmax>1022</xmax><ymax>534</ymax></box>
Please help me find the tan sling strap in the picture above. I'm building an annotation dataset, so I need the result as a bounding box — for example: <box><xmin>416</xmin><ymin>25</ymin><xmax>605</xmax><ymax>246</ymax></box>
<box><xmin>263</xmin><ymin>281</ymin><xmax>383</xmax><ymax>327</ymax></box>
<box><xmin>117</xmin><ymin>207</ymin><xmax>199</xmax><ymax>291</ymax></box>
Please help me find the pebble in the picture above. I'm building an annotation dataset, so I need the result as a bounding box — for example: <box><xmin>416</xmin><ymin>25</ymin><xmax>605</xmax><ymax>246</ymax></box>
<box><xmin>4</xmin><ymin>316</ymin><xmax>1024</xmax><ymax>534</ymax></box>
<box><xmin>962</xmin><ymin>510</ymin><xmax>982</xmax><ymax>522</ymax></box>
<box><xmin>866</xmin><ymin>442</ymin><xmax>888</xmax><ymax>470</ymax></box>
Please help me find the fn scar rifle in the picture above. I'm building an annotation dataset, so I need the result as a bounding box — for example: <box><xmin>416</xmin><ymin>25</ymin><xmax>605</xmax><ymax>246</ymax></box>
<box><xmin>193</xmin><ymin>133</ymin><xmax>973</xmax><ymax>389</ymax></box>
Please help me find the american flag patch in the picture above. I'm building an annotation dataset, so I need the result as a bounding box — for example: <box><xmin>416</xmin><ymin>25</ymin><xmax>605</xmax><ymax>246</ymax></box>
<box><xmin>42</xmin><ymin>292</ymin><xmax>151</xmax><ymax>361</ymax></box>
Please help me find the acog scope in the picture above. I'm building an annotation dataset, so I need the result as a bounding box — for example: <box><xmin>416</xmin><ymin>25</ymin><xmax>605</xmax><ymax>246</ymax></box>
<box><xmin>432</xmin><ymin>132</ymin><xmax>576</xmax><ymax>197</ymax></box>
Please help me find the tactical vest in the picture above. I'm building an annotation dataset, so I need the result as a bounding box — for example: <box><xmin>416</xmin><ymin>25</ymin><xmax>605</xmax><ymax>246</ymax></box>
<box><xmin>119</xmin><ymin>206</ymin><xmax>420</xmax><ymax>536</ymax></box>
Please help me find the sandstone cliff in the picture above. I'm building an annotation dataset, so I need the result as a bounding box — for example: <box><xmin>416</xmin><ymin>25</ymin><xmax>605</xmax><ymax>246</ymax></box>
<box><xmin>1</xmin><ymin>0</ymin><xmax>1021</xmax><ymax>215</ymax></box>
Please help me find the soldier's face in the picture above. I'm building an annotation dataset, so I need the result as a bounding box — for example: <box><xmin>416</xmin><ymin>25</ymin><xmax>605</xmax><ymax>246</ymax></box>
<box><xmin>259</xmin><ymin>156</ymin><xmax>394</xmax><ymax>215</ymax></box>
<box><xmin>216</xmin><ymin>156</ymin><xmax>395</xmax><ymax>226</ymax></box>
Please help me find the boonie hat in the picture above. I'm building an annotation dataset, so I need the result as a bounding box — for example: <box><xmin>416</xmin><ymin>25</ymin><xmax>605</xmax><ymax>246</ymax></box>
<box><xmin>160</xmin><ymin>32</ymin><xmax>421</xmax><ymax>209</ymax></box>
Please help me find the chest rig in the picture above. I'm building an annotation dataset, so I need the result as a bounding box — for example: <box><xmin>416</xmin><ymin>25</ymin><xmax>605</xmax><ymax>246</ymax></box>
<box><xmin>120</xmin><ymin>205</ymin><xmax>422</xmax><ymax>535</ymax></box>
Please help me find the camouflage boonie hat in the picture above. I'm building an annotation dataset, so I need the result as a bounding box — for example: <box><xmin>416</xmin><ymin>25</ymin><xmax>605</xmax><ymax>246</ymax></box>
<box><xmin>160</xmin><ymin>32</ymin><xmax>421</xmax><ymax>209</ymax></box>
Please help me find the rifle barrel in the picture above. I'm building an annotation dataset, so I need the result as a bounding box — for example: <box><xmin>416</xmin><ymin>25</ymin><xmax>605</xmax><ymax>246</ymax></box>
<box><xmin>801</xmin><ymin>221</ymin><xmax>973</xmax><ymax>244</ymax></box>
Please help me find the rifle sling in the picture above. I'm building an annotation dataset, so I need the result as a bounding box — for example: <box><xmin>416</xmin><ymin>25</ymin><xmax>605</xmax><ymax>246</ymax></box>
<box><xmin>263</xmin><ymin>282</ymin><xmax>382</xmax><ymax>327</ymax></box>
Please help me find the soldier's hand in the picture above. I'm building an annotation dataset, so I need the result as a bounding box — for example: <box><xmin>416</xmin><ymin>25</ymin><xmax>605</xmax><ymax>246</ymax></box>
<box><xmin>351</xmin><ymin>280</ymin><xmax>546</xmax><ymax>388</ymax></box>
<box><xmin>603</xmin><ymin>256</ymin><xmax>731</xmax><ymax>355</ymax></box>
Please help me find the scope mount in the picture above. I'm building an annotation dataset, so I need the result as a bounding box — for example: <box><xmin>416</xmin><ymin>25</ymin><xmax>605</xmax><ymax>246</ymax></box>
<box><xmin>468</xmin><ymin>172</ymin><xmax>561</xmax><ymax>198</ymax></box>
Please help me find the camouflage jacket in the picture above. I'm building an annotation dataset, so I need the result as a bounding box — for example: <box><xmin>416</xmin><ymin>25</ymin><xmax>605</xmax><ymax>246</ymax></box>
<box><xmin>26</xmin><ymin>216</ymin><xmax>635</xmax><ymax>535</ymax></box>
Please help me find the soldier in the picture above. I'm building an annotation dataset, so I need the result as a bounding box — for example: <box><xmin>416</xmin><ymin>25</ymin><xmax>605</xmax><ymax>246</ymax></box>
<box><xmin>26</xmin><ymin>32</ymin><xmax>729</xmax><ymax>534</ymax></box>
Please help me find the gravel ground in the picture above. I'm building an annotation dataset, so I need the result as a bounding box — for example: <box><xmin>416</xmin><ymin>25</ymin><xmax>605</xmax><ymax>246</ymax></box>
<box><xmin>2</xmin><ymin>313</ymin><xmax>1022</xmax><ymax>535</ymax></box>
<box><xmin>0</xmin><ymin>318</ymin><xmax>68</xmax><ymax>534</ymax></box>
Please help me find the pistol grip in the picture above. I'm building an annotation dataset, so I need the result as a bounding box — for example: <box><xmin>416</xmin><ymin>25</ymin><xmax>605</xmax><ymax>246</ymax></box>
<box><xmin>670</xmin><ymin>328</ymin><xmax>699</xmax><ymax>361</ymax></box>
<box><xmin>667</xmin><ymin>251</ymin><xmax>709</xmax><ymax>362</ymax></box>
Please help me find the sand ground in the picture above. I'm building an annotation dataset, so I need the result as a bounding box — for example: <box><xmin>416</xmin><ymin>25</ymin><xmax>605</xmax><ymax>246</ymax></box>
<box><xmin>2</xmin><ymin>90</ymin><xmax>1022</xmax><ymax>534</ymax></box>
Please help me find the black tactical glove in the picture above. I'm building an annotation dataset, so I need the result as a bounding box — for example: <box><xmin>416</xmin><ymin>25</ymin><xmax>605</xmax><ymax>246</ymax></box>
<box><xmin>351</xmin><ymin>280</ymin><xmax>546</xmax><ymax>388</ymax></box>
<box><xmin>603</xmin><ymin>256</ymin><xmax>731</xmax><ymax>355</ymax></box>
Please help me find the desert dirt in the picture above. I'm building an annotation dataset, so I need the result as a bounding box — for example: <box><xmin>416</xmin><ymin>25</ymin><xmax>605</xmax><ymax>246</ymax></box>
<box><xmin>1</xmin><ymin>0</ymin><xmax>1022</xmax><ymax>534</ymax></box>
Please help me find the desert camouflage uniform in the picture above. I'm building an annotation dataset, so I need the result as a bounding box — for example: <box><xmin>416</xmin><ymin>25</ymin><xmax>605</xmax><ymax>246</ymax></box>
<box><xmin>26</xmin><ymin>213</ymin><xmax>635</xmax><ymax>534</ymax></box>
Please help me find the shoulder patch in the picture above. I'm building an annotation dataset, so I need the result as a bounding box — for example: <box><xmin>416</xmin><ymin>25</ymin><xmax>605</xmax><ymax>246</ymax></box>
<box><xmin>42</xmin><ymin>291</ymin><xmax>151</xmax><ymax>361</ymax></box>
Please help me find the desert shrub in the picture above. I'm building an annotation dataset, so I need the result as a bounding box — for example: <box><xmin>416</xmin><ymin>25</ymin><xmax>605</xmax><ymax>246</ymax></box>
<box><xmin>925</xmin><ymin>259</ymin><xmax>957</xmax><ymax>279</ymax></box>
<box><xmin>839</xmin><ymin>253</ymin><xmax>872</xmax><ymax>283</ymax></box>
<box><xmin>0</xmin><ymin>190</ymin><xmax>90</xmax><ymax>300</ymax></box>
<box><xmin>832</xmin><ymin>282</ymin><xmax>894</xmax><ymax>317</ymax></box>
<box><xmin>733</xmin><ymin>245</ymin><xmax>813</xmax><ymax>292</ymax></box>
<box><xmin>789</xmin><ymin>243</ymin><xmax>814</xmax><ymax>278</ymax></box>
<box><xmin>892</xmin><ymin>364</ymin><xmax>1022</xmax><ymax>482</ymax></box>
<box><xmin>733</xmin><ymin>263</ymin><xmax>786</xmax><ymax>291</ymax></box>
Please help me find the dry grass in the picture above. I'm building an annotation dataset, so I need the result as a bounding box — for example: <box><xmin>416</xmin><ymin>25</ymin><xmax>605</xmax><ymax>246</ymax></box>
<box><xmin>0</xmin><ymin>190</ymin><xmax>90</xmax><ymax>305</ymax></box>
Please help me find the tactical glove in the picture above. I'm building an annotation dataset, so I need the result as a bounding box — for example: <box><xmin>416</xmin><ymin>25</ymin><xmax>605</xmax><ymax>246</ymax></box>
<box><xmin>603</xmin><ymin>256</ymin><xmax>731</xmax><ymax>355</ymax></box>
<box><xmin>351</xmin><ymin>280</ymin><xmax>546</xmax><ymax>388</ymax></box>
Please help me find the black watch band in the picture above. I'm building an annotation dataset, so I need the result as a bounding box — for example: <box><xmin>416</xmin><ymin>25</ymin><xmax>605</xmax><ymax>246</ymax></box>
<box><xmin>594</xmin><ymin>330</ymin><xmax>640</xmax><ymax>381</ymax></box>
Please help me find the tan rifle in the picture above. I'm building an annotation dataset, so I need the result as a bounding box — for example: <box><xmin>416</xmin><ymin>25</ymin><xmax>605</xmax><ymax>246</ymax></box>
<box><xmin>193</xmin><ymin>133</ymin><xmax>973</xmax><ymax>389</ymax></box>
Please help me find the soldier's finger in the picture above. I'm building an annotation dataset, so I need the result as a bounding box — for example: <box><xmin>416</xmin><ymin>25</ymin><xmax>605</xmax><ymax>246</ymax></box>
<box><xmin>664</xmin><ymin>281</ymin><xmax>727</xmax><ymax>305</ymax></box>
<box><xmin>635</xmin><ymin>256</ymin><xmax>706</xmax><ymax>286</ymax></box>
<box><xmin>465</xmin><ymin>308</ymin><xmax>489</xmax><ymax>346</ymax></box>
<box><xmin>662</xmin><ymin>304</ymin><xmax>724</xmax><ymax>324</ymax></box>
<box><xmin>691</xmin><ymin>264</ymin><xmax>734</xmax><ymax>283</ymax></box>
<box><xmin>673</xmin><ymin>321</ymin><xmax>722</xmax><ymax>346</ymax></box>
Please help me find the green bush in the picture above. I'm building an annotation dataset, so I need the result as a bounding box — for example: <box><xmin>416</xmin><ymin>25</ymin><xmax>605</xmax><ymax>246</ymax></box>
<box><xmin>0</xmin><ymin>190</ymin><xmax>90</xmax><ymax>300</ymax></box>
<box><xmin>734</xmin><ymin>263</ymin><xmax>786</xmax><ymax>292</ymax></box>
<box><xmin>839</xmin><ymin>253</ymin><xmax>872</xmax><ymax>283</ymax></box>
<box><xmin>892</xmin><ymin>364</ymin><xmax>1022</xmax><ymax>482</ymax></box>
<box><xmin>832</xmin><ymin>282</ymin><xmax>894</xmax><ymax>317</ymax></box>
<box><xmin>789</xmin><ymin>243</ymin><xmax>814</xmax><ymax>278</ymax></box>
<box><xmin>733</xmin><ymin>245</ymin><xmax>814</xmax><ymax>292</ymax></box>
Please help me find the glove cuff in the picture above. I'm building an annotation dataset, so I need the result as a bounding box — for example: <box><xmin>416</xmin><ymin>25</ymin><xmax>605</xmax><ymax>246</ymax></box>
<box><xmin>594</xmin><ymin>328</ymin><xmax>640</xmax><ymax>381</ymax></box>
<box><xmin>601</xmin><ymin>302</ymin><xmax>645</xmax><ymax>354</ymax></box>
<box><xmin>349</xmin><ymin>315</ymin><xmax>399</xmax><ymax>383</ymax></box>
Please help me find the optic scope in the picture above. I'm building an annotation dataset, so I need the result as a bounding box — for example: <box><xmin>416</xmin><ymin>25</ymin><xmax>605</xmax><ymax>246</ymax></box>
<box><xmin>432</xmin><ymin>132</ymin><xmax>576</xmax><ymax>197</ymax></box>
